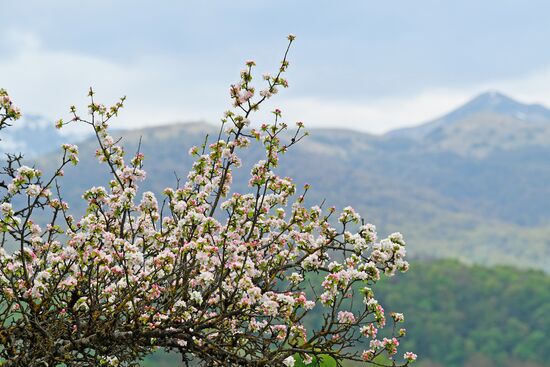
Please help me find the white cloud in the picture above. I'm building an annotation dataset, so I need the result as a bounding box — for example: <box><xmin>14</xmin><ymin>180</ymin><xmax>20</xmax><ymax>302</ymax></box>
<box><xmin>488</xmin><ymin>65</ymin><xmax>550</xmax><ymax>105</ymax></box>
<box><xmin>274</xmin><ymin>63</ymin><xmax>550</xmax><ymax>134</ymax></box>
<box><xmin>3</xmin><ymin>30</ymin><xmax>550</xmax><ymax>135</ymax></box>
<box><xmin>276</xmin><ymin>90</ymin><xmax>471</xmax><ymax>134</ymax></box>
<box><xmin>0</xmin><ymin>30</ymin><xmax>227</xmax><ymax>131</ymax></box>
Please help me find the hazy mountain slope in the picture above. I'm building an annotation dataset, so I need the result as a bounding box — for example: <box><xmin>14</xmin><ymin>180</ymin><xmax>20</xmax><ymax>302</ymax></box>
<box><xmin>33</xmin><ymin>90</ymin><xmax>550</xmax><ymax>271</ymax></box>
<box><xmin>0</xmin><ymin>114</ymin><xmax>87</xmax><ymax>158</ymax></box>
<box><xmin>377</xmin><ymin>92</ymin><xmax>550</xmax><ymax>225</ymax></box>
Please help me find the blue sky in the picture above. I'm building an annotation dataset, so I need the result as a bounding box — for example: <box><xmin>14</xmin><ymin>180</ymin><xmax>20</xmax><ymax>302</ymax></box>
<box><xmin>3</xmin><ymin>0</ymin><xmax>550</xmax><ymax>133</ymax></box>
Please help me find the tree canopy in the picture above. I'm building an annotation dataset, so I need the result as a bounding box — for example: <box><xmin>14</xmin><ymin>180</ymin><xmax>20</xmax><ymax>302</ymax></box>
<box><xmin>0</xmin><ymin>37</ymin><xmax>415</xmax><ymax>367</ymax></box>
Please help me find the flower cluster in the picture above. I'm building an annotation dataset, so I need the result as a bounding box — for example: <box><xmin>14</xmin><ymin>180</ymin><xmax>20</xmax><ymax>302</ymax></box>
<box><xmin>0</xmin><ymin>37</ymin><xmax>415</xmax><ymax>367</ymax></box>
<box><xmin>0</xmin><ymin>89</ymin><xmax>21</xmax><ymax>123</ymax></box>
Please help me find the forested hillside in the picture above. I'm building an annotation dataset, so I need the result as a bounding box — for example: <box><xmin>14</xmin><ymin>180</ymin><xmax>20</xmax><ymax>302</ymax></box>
<box><xmin>377</xmin><ymin>260</ymin><xmax>550</xmax><ymax>367</ymax></box>
<box><xmin>141</xmin><ymin>260</ymin><xmax>550</xmax><ymax>367</ymax></box>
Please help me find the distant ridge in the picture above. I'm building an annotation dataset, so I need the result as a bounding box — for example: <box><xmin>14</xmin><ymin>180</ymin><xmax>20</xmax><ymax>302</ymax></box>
<box><xmin>0</xmin><ymin>114</ymin><xmax>89</xmax><ymax>157</ymax></box>
<box><xmin>24</xmin><ymin>91</ymin><xmax>550</xmax><ymax>274</ymax></box>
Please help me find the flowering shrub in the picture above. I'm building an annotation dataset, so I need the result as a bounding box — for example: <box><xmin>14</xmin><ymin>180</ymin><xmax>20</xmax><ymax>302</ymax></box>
<box><xmin>0</xmin><ymin>36</ymin><xmax>415</xmax><ymax>367</ymax></box>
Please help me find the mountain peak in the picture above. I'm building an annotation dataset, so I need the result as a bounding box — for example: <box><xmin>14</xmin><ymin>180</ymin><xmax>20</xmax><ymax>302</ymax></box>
<box><xmin>456</xmin><ymin>90</ymin><xmax>533</xmax><ymax>117</ymax></box>
<box><xmin>387</xmin><ymin>91</ymin><xmax>550</xmax><ymax>141</ymax></box>
<box><xmin>470</xmin><ymin>90</ymin><xmax>516</xmax><ymax>106</ymax></box>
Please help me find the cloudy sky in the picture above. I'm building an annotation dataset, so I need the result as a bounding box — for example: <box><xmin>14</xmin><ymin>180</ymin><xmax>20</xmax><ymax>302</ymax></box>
<box><xmin>3</xmin><ymin>0</ymin><xmax>550</xmax><ymax>134</ymax></box>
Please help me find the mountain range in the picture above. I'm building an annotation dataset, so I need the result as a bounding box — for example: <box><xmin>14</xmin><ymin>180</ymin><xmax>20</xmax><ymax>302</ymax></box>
<box><xmin>14</xmin><ymin>91</ymin><xmax>550</xmax><ymax>272</ymax></box>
